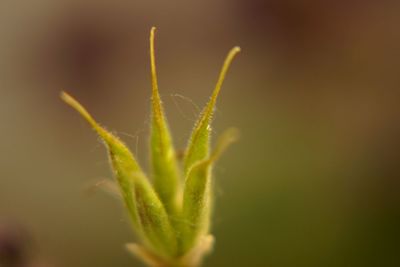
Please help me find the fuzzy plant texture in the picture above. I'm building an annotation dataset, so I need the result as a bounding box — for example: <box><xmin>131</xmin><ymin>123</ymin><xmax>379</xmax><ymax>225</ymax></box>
<box><xmin>61</xmin><ymin>27</ymin><xmax>240</xmax><ymax>267</ymax></box>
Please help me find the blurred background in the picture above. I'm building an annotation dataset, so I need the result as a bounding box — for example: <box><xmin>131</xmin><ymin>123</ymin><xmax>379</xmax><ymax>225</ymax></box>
<box><xmin>1</xmin><ymin>0</ymin><xmax>399</xmax><ymax>266</ymax></box>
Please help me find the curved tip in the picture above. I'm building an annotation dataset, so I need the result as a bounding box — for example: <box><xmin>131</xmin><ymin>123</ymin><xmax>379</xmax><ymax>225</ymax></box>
<box><xmin>208</xmin><ymin>46</ymin><xmax>241</xmax><ymax>104</ymax></box>
<box><xmin>232</xmin><ymin>46</ymin><xmax>241</xmax><ymax>53</ymax></box>
<box><xmin>209</xmin><ymin>127</ymin><xmax>240</xmax><ymax>162</ymax></box>
<box><xmin>60</xmin><ymin>90</ymin><xmax>71</xmax><ymax>103</ymax></box>
<box><xmin>150</xmin><ymin>27</ymin><xmax>156</xmax><ymax>55</ymax></box>
<box><xmin>60</xmin><ymin>91</ymin><xmax>98</xmax><ymax>131</ymax></box>
<box><xmin>226</xmin><ymin>46</ymin><xmax>241</xmax><ymax>62</ymax></box>
<box><xmin>61</xmin><ymin>91</ymin><xmax>84</xmax><ymax>114</ymax></box>
<box><xmin>150</xmin><ymin>27</ymin><xmax>157</xmax><ymax>43</ymax></box>
<box><xmin>223</xmin><ymin>127</ymin><xmax>241</xmax><ymax>143</ymax></box>
<box><xmin>149</xmin><ymin>25</ymin><xmax>160</xmax><ymax>98</ymax></box>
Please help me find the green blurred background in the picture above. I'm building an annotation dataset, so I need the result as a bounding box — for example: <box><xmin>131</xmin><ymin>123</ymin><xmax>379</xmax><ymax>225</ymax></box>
<box><xmin>1</xmin><ymin>0</ymin><xmax>399</xmax><ymax>266</ymax></box>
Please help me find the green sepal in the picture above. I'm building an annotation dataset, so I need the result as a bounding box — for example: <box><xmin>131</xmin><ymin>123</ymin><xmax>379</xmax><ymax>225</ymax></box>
<box><xmin>131</xmin><ymin>171</ymin><xmax>178</xmax><ymax>256</ymax></box>
<box><xmin>183</xmin><ymin>47</ymin><xmax>240</xmax><ymax>176</ymax></box>
<box><xmin>61</xmin><ymin>92</ymin><xmax>143</xmax><ymax>228</ymax></box>
<box><xmin>180</xmin><ymin>128</ymin><xmax>239</xmax><ymax>253</ymax></box>
<box><xmin>149</xmin><ymin>27</ymin><xmax>181</xmax><ymax>215</ymax></box>
<box><xmin>61</xmin><ymin>92</ymin><xmax>177</xmax><ymax>256</ymax></box>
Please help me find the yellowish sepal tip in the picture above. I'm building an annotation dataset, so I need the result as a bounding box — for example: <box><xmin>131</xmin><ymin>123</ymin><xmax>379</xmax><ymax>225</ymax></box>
<box><xmin>209</xmin><ymin>127</ymin><xmax>240</xmax><ymax>163</ymax></box>
<box><xmin>232</xmin><ymin>46</ymin><xmax>241</xmax><ymax>53</ymax></box>
<box><xmin>60</xmin><ymin>91</ymin><xmax>99</xmax><ymax>129</ymax></box>
<box><xmin>61</xmin><ymin>91</ymin><xmax>91</xmax><ymax>123</ymax></box>
<box><xmin>60</xmin><ymin>91</ymin><xmax>113</xmax><ymax>144</ymax></box>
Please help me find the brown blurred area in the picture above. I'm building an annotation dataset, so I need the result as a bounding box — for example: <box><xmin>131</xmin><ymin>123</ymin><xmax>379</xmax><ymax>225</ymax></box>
<box><xmin>1</xmin><ymin>1</ymin><xmax>399</xmax><ymax>266</ymax></box>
